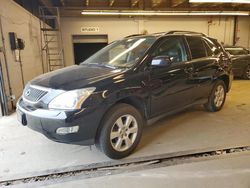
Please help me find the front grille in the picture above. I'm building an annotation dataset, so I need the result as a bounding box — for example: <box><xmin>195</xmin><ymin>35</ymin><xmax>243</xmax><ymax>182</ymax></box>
<box><xmin>23</xmin><ymin>86</ymin><xmax>48</xmax><ymax>102</ymax></box>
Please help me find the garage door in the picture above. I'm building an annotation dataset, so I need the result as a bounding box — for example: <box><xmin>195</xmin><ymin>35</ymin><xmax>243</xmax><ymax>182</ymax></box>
<box><xmin>72</xmin><ymin>35</ymin><xmax>108</xmax><ymax>64</ymax></box>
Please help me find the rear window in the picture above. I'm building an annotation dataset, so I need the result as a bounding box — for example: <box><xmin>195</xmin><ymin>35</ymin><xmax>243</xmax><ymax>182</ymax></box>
<box><xmin>186</xmin><ymin>37</ymin><xmax>207</xmax><ymax>59</ymax></box>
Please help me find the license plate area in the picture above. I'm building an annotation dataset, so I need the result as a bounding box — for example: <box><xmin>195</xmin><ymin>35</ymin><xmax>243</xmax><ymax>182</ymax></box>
<box><xmin>17</xmin><ymin>109</ymin><xmax>27</xmax><ymax>126</ymax></box>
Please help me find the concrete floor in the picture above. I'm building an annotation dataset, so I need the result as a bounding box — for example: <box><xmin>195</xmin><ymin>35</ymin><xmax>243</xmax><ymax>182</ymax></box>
<box><xmin>0</xmin><ymin>80</ymin><xmax>250</xmax><ymax>183</ymax></box>
<box><xmin>47</xmin><ymin>152</ymin><xmax>250</xmax><ymax>188</ymax></box>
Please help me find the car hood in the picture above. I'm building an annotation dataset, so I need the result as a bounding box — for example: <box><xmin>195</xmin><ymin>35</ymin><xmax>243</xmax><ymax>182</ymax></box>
<box><xmin>30</xmin><ymin>64</ymin><xmax>125</xmax><ymax>90</ymax></box>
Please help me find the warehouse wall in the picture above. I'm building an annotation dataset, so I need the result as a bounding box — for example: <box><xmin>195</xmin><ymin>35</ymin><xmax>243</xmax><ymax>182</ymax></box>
<box><xmin>0</xmin><ymin>0</ymin><xmax>44</xmax><ymax>111</ymax></box>
<box><xmin>61</xmin><ymin>17</ymin><xmax>138</xmax><ymax>66</ymax></box>
<box><xmin>61</xmin><ymin>16</ymin><xmax>244</xmax><ymax>66</ymax></box>
<box><xmin>236</xmin><ymin>17</ymin><xmax>250</xmax><ymax>48</ymax></box>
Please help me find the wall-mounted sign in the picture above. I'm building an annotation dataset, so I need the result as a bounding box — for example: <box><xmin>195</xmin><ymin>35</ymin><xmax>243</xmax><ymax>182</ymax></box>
<box><xmin>81</xmin><ymin>27</ymin><xmax>100</xmax><ymax>33</ymax></box>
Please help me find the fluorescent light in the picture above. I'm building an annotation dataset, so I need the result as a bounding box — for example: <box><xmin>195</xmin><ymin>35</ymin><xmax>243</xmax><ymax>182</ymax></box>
<box><xmin>190</xmin><ymin>0</ymin><xmax>250</xmax><ymax>3</ymax></box>
<box><xmin>81</xmin><ymin>10</ymin><xmax>249</xmax><ymax>16</ymax></box>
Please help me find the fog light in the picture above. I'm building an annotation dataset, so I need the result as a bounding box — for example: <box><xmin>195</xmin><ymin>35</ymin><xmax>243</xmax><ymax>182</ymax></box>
<box><xmin>56</xmin><ymin>126</ymin><xmax>79</xmax><ymax>135</ymax></box>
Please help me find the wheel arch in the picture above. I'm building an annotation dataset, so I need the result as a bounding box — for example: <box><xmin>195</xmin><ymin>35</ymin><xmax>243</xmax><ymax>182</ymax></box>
<box><xmin>116</xmin><ymin>96</ymin><xmax>148</xmax><ymax>119</ymax></box>
<box><xmin>95</xmin><ymin>95</ymin><xmax>148</xmax><ymax>142</ymax></box>
<box><xmin>217</xmin><ymin>74</ymin><xmax>230</xmax><ymax>92</ymax></box>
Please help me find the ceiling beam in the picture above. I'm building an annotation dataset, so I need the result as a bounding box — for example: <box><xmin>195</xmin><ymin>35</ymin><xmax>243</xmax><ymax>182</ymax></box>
<box><xmin>171</xmin><ymin>0</ymin><xmax>188</xmax><ymax>7</ymax></box>
<box><xmin>151</xmin><ymin>0</ymin><xmax>162</xmax><ymax>7</ymax></box>
<box><xmin>131</xmin><ymin>0</ymin><xmax>139</xmax><ymax>7</ymax></box>
<box><xmin>65</xmin><ymin>5</ymin><xmax>250</xmax><ymax>10</ymax></box>
<box><xmin>109</xmin><ymin>0</ymin><xmax>115</xmax><ymax>6</ymax></box>
<box><xmin>39</xmin><ymin>0</ymin><xmax>56</xmax><ymax>14</ymax></box>
<box><xmin>60</xmin><ymin>6</ymin><xmax>250</xmax><ymax>12</ymax></box>
<box><xmin>86</xmin><ymin>0</ymin><xmax>90</xmax><ymax>7</ymax></box>
<box><xmin>60</xmin><ymin>0</ymin><xmax>65</xmax><ymax>6</ymax></box>
<box><xmin>166</xmin><ymin>0</ymin><xmax>172</xmax><ymax>7</ymax></box>
<box><xmin>39</xmin><ymin>0</ymin><xmax>54</xmax><ymax>7</ymax></box>
<box><xmin>139</xmin><ymin>0</ymin><xmax>145</xmax><ymax>9</ymax></box>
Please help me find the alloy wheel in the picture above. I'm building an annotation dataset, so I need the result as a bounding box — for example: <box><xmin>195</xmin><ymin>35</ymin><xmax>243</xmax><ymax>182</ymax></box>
<box><xmin>110</xmin><ymin>114</ymin><xmax>138</xmax><ymax>152</ymax></box>
<box><xmin>214</xmin><ymin>85</ymin><xmax>225</xmax><ymax>108</ymax></box>
<box><xmin>246</xmin><ymin>67</ymin><xmax>250</xmax><ymax>79</ymax></box>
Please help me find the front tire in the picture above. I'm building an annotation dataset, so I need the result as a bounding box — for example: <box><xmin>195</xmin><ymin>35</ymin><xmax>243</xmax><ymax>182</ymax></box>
<box><xmin>204</xmin><ymin>80</ymin><xmax>226</xmax><ymax>112</ymax></box>
<box><xmin>243</xmin><ymin>65</ymin><xmax>250</xmax><ymax>80</ymax></box>
<box><xmin>96</xmin><ymin>103</ymin><xmax>143</xmax><ymax>159</ymax></box>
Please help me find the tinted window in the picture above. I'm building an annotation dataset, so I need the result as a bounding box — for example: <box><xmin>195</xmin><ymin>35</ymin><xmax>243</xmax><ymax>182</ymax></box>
<box><xmin>204</xmin><ymin>38</ymin><xmax>221</xmax><ymax>55</ymax></box>
<box><xmin>206</xmin><ymin>38</ymin><xmax>225</xmax><ymax>55</ymax></box>
<box><xmin>152</xmin><ymin>37</ymin><xmax>188</xmax><ymax>64</ymax></box>
<box><xmin>186</xmin><ymin>37</ymin><xmax>207</xmax><ymax>59</ymax></box>
<box><xmin>225</xmin><ymin>48</ymin><xmax>249</xmax><ymax>56</ymax></box>
<box><xmin>82</xmin><ymin>36</ymin><xmax>157</xmax><ymax>68</ymax></box>
<box><xmin>203</xmin><ymin>40</ymin><xmax>213</xmax><ymax>56</ymax></box>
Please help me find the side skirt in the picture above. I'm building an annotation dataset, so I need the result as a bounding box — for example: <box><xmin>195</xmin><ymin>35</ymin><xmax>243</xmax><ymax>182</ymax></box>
<box><xmin>146</xmin><ymin>98</ymin><xmax>208</xmax><ymax>126</ymax></box>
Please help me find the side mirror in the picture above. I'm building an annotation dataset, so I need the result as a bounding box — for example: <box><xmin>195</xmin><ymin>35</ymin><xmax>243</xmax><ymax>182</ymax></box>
<box><xmin>151</xmin><ymin>56</ymin><xmax>172</xmax><ymax>67</ymax></box>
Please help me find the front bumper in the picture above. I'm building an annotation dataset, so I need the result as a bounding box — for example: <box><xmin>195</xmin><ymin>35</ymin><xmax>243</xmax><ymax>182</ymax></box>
<box><xmin>16</xmin><ymin>98</ymin><xmax>103</xmax><ymax>145</ymax></box>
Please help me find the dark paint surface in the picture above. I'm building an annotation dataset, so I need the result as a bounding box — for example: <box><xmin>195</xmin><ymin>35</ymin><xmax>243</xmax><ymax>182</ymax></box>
<box><xmin>18</xmin><ymin>34</ymin><xmax>233</xmax><ymax>145</ymax></box>
<box><xmin>231</xmin><ymin>55</ymin><xmax>250</xmax><ymax>77</ymax></box>
<box><xmin>225</xmin><ymin>46</ymin><xmax>250</xmax><ymax>77</ymax></box>
<box><xmin>30</xmin><ymin>64</ymin><xmax>125</xmax><ymax>90</ymax></box>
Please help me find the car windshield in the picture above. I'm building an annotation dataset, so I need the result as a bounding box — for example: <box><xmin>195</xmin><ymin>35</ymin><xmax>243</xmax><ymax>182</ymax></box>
<box><xmin>81</xmin><ymin>36</ymin><xmax>157</xmax><ymax>68</ymax></box>
<box><xmin>225</xmin><ymin>48</ymin><xmax>249</xmax><ymax>56</ymax></box>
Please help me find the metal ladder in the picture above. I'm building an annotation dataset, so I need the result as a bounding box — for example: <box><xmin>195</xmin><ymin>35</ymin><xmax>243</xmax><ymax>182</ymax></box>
<box><xmin>39</xmin><ymin>6</ymin><xmax>65</xmax><ymax>72</ymax></box>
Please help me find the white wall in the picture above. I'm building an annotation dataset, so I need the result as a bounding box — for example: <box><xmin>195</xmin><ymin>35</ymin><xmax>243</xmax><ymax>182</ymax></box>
<box><xmin>0</xmin><ymin>0</ymin><xmax>44</xmax><ymax>110</ymax></box>
<box><xmin>61</xmin><ymin>16</ymin><xmax>246</xmax><ymax>66</ymax></box>
<box><xmin>61</xmin><ymin>17</ymin><xmax>139</xmax><ymax>66</ymax></box>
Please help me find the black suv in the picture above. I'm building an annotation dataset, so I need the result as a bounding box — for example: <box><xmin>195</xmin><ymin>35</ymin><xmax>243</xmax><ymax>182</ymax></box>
<box><xmin>224</xmin><ymin>46</ymin><xmax>250</xmax><ymax>79</ymax></box>
<box><xmin>17</xmin><ymin>31</ymin><xmax>233</xmax><ymax>159</ymax></box>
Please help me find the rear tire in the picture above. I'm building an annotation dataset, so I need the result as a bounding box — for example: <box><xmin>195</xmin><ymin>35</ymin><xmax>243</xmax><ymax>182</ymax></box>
<box><xmin>96</xmin><ymin>103</ymin><xmax>143</xmax><ymax>159</ymax></box>
<box><xmin>243</xmin><ymin>65</ymin><xmax>250</xmax><ymax>80</ymax></box>
<box><xmin>204</xmin><ymin>80</ymin><xmax>226</xmax><ymax>112</ymax></box>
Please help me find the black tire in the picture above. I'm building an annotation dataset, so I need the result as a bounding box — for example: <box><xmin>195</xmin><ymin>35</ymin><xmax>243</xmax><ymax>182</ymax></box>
<box><xmin>243</xmin><ymin>65</ymin><xmax>250</xmax><ymax>80</ymax></box>
<box><xmin>204</xmin><ymin>80</ymin><xmax>226</xmax><ymax>112</ymax></box>
<box><xmin>96</xmin><ymin>103</ymin><xmax>143</xmax><ymax>159</ymax></box>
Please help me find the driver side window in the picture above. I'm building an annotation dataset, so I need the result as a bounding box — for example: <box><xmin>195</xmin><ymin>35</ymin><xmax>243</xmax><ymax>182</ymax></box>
<box><xmin>152</xmin><ymin>37</ymin><xmax>188</xmax><ymax>64</ymax></box>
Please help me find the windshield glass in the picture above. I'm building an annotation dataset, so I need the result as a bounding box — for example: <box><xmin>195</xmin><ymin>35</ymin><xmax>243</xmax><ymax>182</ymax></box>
<box><xmin>225</xmin><ymin>48</ymin><xmax>249</xmax><ymax>56</ymax></box>
<box><xmin>81</xmin><ymin>36</ymin><xmax>157</xmax><ymax>68</ymax></box>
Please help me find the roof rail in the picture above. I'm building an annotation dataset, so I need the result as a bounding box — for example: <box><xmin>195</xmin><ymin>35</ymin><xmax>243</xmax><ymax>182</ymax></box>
<box><xmin>151</xmin><ymin>32</ymin><xmax>167</xmax><ymax>35</ymax></box>
<box><xmin>166</xmin><ymin>30</ymin><xmax>207</xmax><ymax>37</ymax></box>
<box><xmin>124</xmin><ymin>34</ymin><xmax>145</xmax><ymax>38</ymax></box>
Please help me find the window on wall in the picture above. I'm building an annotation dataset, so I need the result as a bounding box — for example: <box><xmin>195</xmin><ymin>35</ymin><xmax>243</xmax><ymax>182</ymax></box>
<box><xmin>186</xmin><ymin>36</ymin><xmax>207</xmax><ymax>59</ymax></box>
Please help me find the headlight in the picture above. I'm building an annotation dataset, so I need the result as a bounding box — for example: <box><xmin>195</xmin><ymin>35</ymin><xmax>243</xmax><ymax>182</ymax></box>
<box><xmin>48</xmin><ymin>87</ymin><xmax>95</xmax><ymax>110</ymax></box>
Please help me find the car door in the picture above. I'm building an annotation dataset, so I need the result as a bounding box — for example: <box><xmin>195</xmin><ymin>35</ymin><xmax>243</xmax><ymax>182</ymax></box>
<box><xmin>185</xmin><ymin>36</ymin><xmax>219</xmax><ymax>103</ymax></box>
<box><xmin>231</xmin><ymin>48</ymin><xmax>250</xmax><ymax>76</ymax></box>
<box><xmin>149</xmin><ymin>36</ymin><xmax>195</xmax><ymax>117</ymax></box>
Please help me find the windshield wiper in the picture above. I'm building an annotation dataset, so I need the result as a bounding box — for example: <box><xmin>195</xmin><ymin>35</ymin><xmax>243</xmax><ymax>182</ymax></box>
<box><xmin>82</xmin><ymin>62</ymin><xmax>118</xmax><ymax>69</ymax></box>
<box><xmin>102</xmin><ymin>64</ymin><xmax>117</xmax><ymax>69</ymax></box>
